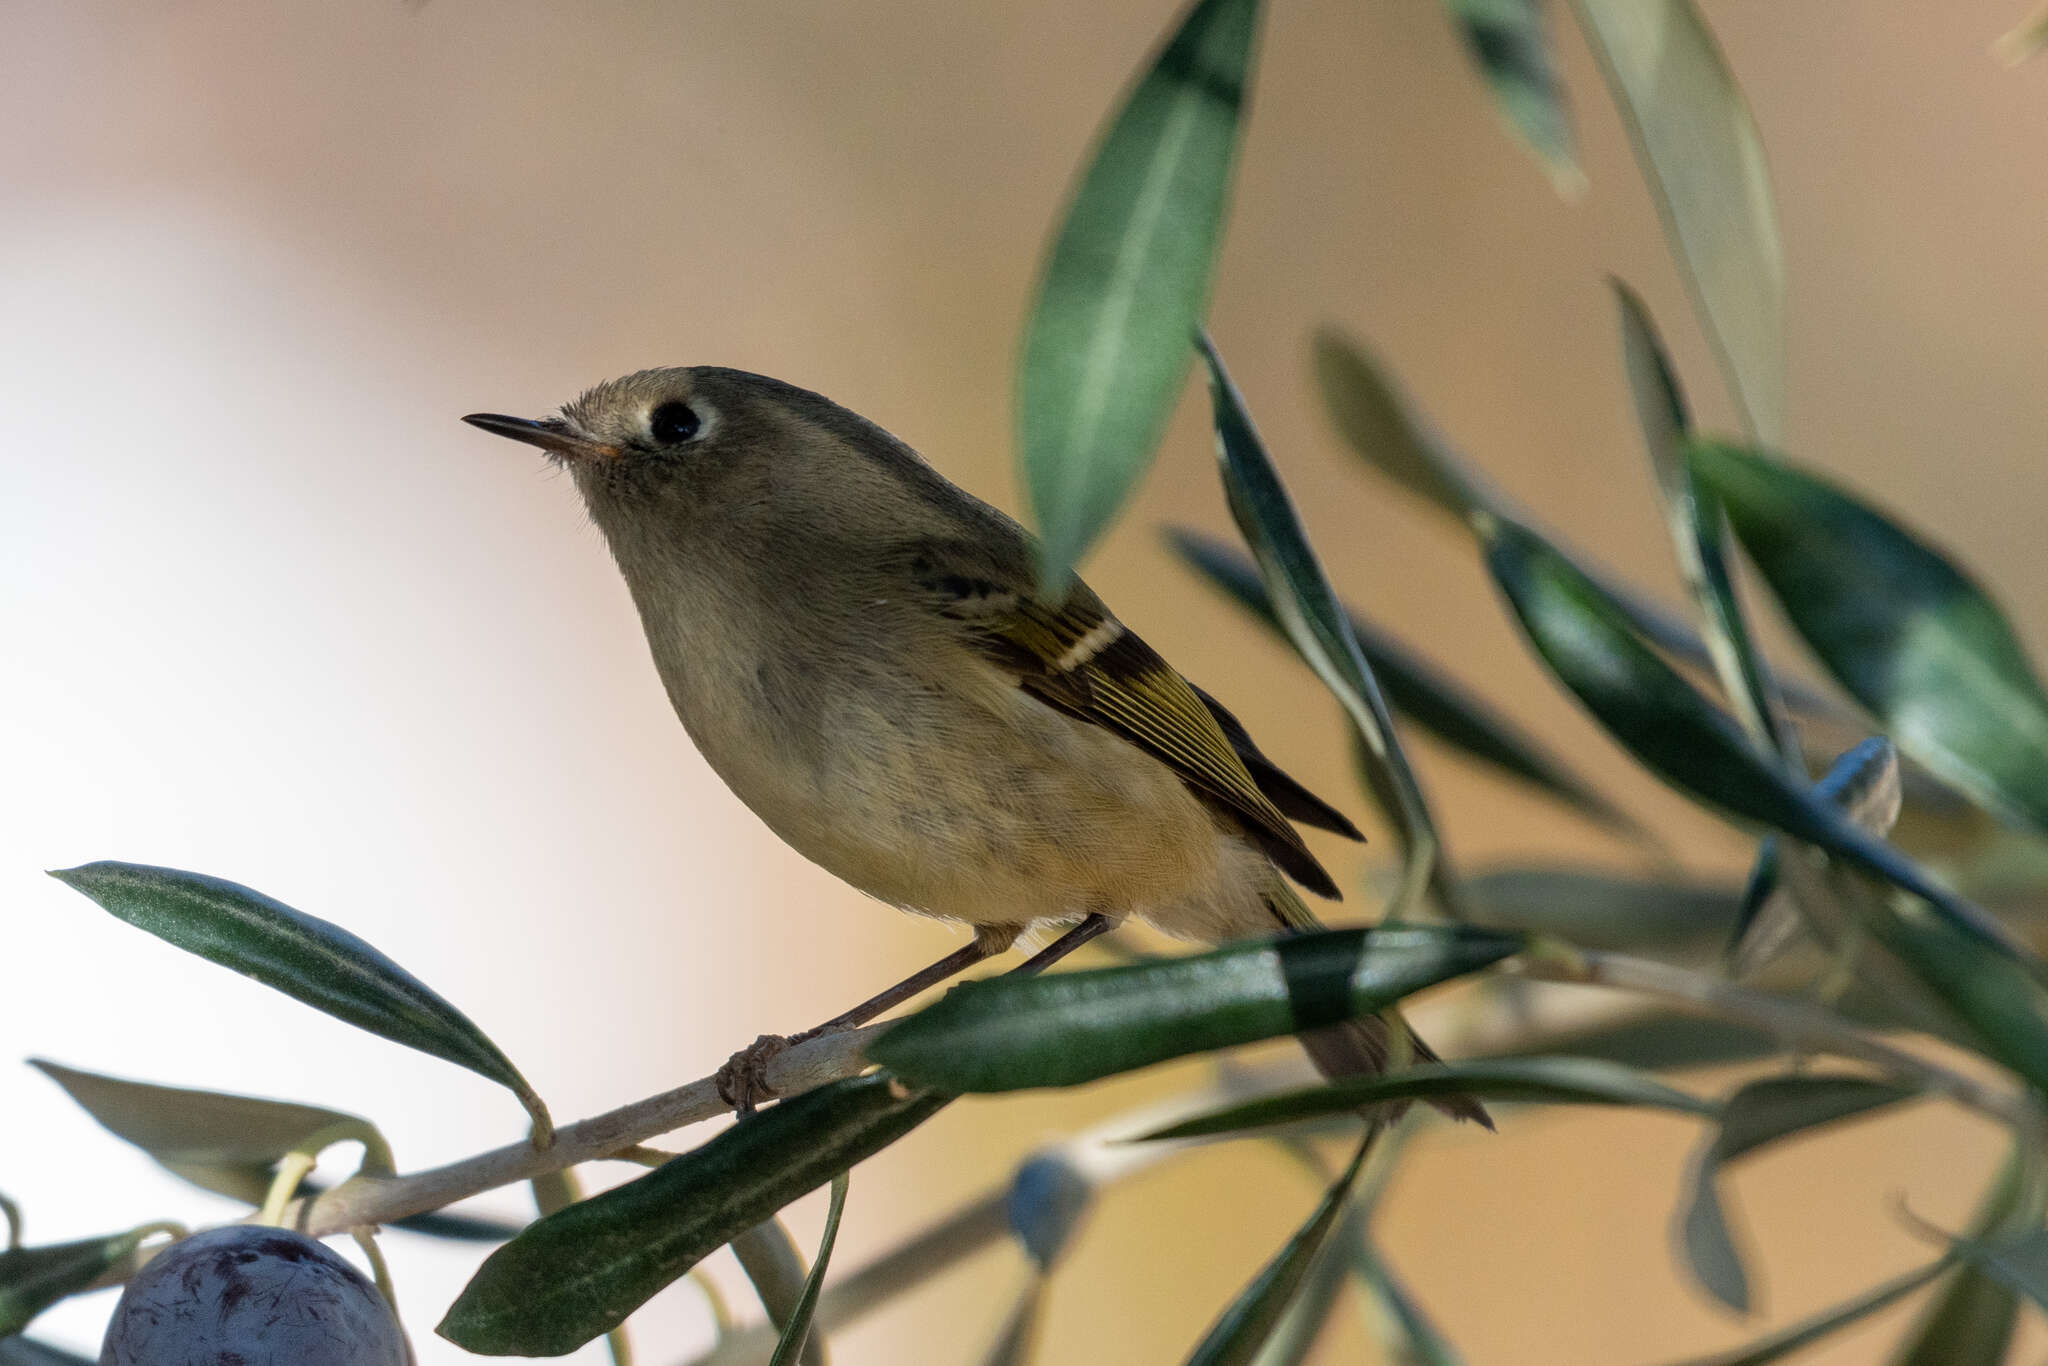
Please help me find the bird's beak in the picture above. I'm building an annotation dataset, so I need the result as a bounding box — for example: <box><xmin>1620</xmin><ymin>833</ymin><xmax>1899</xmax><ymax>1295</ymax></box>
<box><xmin>461</xmin><ymin>413</ymin><xmax>622</xmax><ymax>462</ymax></box>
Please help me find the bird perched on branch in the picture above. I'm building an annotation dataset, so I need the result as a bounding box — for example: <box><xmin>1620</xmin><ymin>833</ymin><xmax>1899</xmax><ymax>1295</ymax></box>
<box><xmin>466</xmin><ymin>367</ymin><xmax>1484</xmax><ymax>1123</ymax></box>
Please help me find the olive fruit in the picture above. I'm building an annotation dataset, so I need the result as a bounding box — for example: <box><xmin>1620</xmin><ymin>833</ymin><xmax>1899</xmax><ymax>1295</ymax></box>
<box><xmin>99</xmin><ymin>1226</ymin><xmax>409</xmax><ymax>1365</ymax></box>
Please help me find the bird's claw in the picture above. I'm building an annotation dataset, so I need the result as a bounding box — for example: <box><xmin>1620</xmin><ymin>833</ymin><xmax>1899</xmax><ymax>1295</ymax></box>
<box><xmin>716</xmin><ymin>1033</ymin><xmax>794</xmax><ymax>1114</ymax></box>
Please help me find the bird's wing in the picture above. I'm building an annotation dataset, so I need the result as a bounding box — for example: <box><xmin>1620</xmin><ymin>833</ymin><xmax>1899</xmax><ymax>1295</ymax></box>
<box><xmin>1188</xmin><ymin>683</ymin><xmax>1364</xmax><ymax>842</ymax></box>
<box><xmin>904</xmin><ymin>542</ymin><xmax>1342</xmax><ymax>899</ymax></box>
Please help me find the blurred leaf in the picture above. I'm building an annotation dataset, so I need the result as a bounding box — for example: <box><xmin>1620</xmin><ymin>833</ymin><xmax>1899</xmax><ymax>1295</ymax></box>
<box><xmin>1465</xmin><ymin>868</ymin><xmax>1738</xmax><ymax>956</ymax></box>
<box><xmin>1481</xmin><ymin>515</ymin><xmax>2027</xmax><ymax>963</ymax></box>
<box><xmin>0</xmin><ymin>1339</ymin><xmax>94</xmax><ymax>1365</ymax></box>
<box><xmin>439</xmin><ymin>1074</ymin><xmax>942</xmax><ymax>1356</ymax></box>
<box><xmin>1312</xmin><ymin>329</ymin><xmax>1844</xmax><ymax>722</ymax></box>
<box><xmin>1574</xmin><ymin>0</ymin><xmax>1783</xmax><ymax>442</ymax></box>
<box><xmin>1994</xmin><ymin>1</ymin><xmax>2048</xmax><ymax>64</ymax></box>
<box><xmin>1487</xmin><ymin>1011</ymin><xmax>1781</xmax><ymax>1072</ymax></box>
<box><xmin>1662</xmin><ymin>1260</ymin><xmax>1947</xmax><ymax>1366</ymax></box>
<box><xmin>732</xmin><ymin>1216</ymin><xmax>826</xmax><ymax>1366</ymax></box>
<box><xmin>30</xmin><ymin>1058</ymin><xmax>391</xmax><ymax>1177</ymax></box>
<box><xmin>1311</xmin><ymin>328</ymin><xmax>1495</xmax><ymax>524</ymax></box>
<box><xmin>0</xmin><ymin>1197</ymin><xmax>16</xmax><ymax>1253</ymax></box>
<box><xmin>1185</xmin><ymin>1130</ymin><xmax>1373</xmax><ymax>1366</ymax></box>
<box><xmin>1007</xmin><ymin>1152</ymin><xmax>1095</xmax><ymax>1271</ymax></box>
<box><xmin>1730</xmin><ymin>738</ymin><xmax>1901</xmax><ymax>977</ymax></box>
<box><xmin>1615</xmin><ymin>279</ymin><xmax>1787</xmax><ymax>753</ymax></box>
<box><xmin>1445</xmin><ymin>0</ymin><xmax>1582</xmax><ymax>194</ymax></box>
<box><xmin>1019</xmin><ymin>0</ymin><xmax>1262</xmax><ymax>585</ymax></box>
<box><xmin>1693</xmin><ymin>440</ymin><xmax>2048</xmax><ymax>837</ymax></box>
<box><xmin>1859</xmin><ymin>890</ymin><xmax>2048</xmax><ymax>1096</ymax></box>
<box><xmin>978</xmin><ymin>1275</ymin><xmax>1048</xmax><ymax>1366</ymax></box>
<box><xmin>1171</xmin><ymin>530</ymin><xmax>1647</xmax><ymax>841</ymax></box>
<box><xmin>869</xmin><ymin>925</ymin><xmax>1522</xmax><ymax>1093</ymax></box>
<box><xmin>1201</xmin><ymin>335</ymin><xmax>1446</xmax><ymax>912</ymax></box>
<box><xmin>1248</xmin><ymin>1210</ymin><xmax>1350</xmax><ymax>1366</ymax></box>
<box><xmin>1141</xmin><ymin>1057</ymin><xmax>1712</xmax><ymax>1141</ymax></box>
<box><xmin>768</xmin><ymin>1172</ymin><xmax>848</xmax><ymax>1366</ymax></box>
<box><xmin>1677</xmin><ymin>1075</ymin><xmax>1919</xmax><ymax>1311</ymax></box>
<box><xmin>1355</xmin><ymin>1237</ymin><xmax>1463</xmax><ymax>1366</ymax></box>
<box><xmin>0</xmin><ymin>1228</ymin><xmax>159</xmax><ymax>1337</ymax></box>
<box><xmin>1890</xmin><ymin>1143</ymin><xmax>2036</xmax><ymax>1365</ymax></box>
<box><xmin>50</xmin><ymin>862</ymin><xmax>552</xmax><ymax>1145</ymax></box>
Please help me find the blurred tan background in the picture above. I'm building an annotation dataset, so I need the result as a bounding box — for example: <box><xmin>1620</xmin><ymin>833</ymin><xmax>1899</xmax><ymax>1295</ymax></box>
<box><xmin>4</xmin><ymin>1</ymin><xmax>2047</xmax><ymax>1361</ymax></box>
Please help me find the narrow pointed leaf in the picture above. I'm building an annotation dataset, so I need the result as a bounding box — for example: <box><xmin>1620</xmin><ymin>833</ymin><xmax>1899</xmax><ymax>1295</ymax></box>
<box><xmin>732</xmin><ymin>1217</ymin><xmax>828</xmax><ymax>1366</ymax></box>
<box><xmin>1677</xmin><ymin>1075</ymin><xmax>1919</xmax><ymax>1311</ymax></box>
<box><xmin>768</xmin><ymin>1172</ymin><xmax>849</xmax><ymax>1366</ymax></box>
<box><xmin>869</xmin><ymin>925</ymin><xmax>1521</xmax><ymax>1093</ymax></box>
<box><xmin>1692</xmin><ymin>440</ymin><xmax>2048</xmax><ymax>836</ymax></box>
<box><xmin>0</xmin><ymin>1229</ymin><xmax>158</xmax><ymax>1337</ymax></box>
<box><xmin>1355</xmin><ymin>1237</ymin><xmax>1464</xmax><ymax>1366</ymax></box>
<box><xmin>1171</xmin><ymin>529</ymin><xmax>1647</xmax><ymax>840</ymax></box>
<box><xmin>1465</xmin><ymin>868</ymin><xmax>1738</xmax><ymax>955</ymax></box>
<box><xmin>1615</xmin><ymin>279</ymin><xmax>1787</xmax><ymax>752</ymax></box>
<box><xmin>531</xmin><ymin>1170</ymin><xmax>637</xmax><ymax>1366</ymax></box>
<box><xmin>1020</xmin><ymin>0</ymin><xmax>1262</xmax><ymax>585</ymax></box>
<box><xmin>1887</xmin><ymin>1141</ymin><xmax>2034</xmax><ymax>1366</ymax></box>
<box><xmin>1481</xmin><ymin>516</ymin><xmax>2027</xmax><ymax>961</ymax></box>
<box><xmin>1859</xmin><ymin>894</ymin><xmax>2048</xmax><ymax>1096</ymax></box>
<box><xmin>439</xmin><ymin>1074</ymin><xmax>942</xmax><ymax>1356</ymax></box>
<box><xmin>1487</xmin><ymin>1011</ymin><xmax>1781</xmax><ymax>1072</ymax></box>
<box><xmin>1314</xmin><ymin>329</ymin><xmax>1844</xmax><ymax>721</ymax></box>
<box><xmin>1201</xmin><ymin>336</ymin><xmax>1445</xmax><ymax>912</ymax></box>
<box><xmin>1445</xmin><ymin>0</ymin><xmax>1582</xmax><ymax>195</ymax></box>
<box><xmin>1140</xmin><ymin>1057</ymin><xmax>1712</xmax><ymax>1141</ymax></box>
<box><xmin>1661</xmin><ymin>1260</ymin><xmax>1948</xmax><ymax>1366</ymax></box>
<box><xmin>30</xmin><ymin>1058</ymin><xmax>389</xmax><ymax>1174</ymax></box>
<box><xmin>1574</xmin><ymin>0</ymin><xmax>1783</xmax><ymax>442</ymax></box>
<box><xmin>978</xmin><ymin>1276</ymin><xmax>1048</xmax><ymax>1366</ymax></box>
<box><xmin>1185</xmin><ymin>1131</ymin><xmax>1372</xmax><ymax>1366</ymax></box>
<box><xmin>1248</xmin><ymin>1212</ymin><xmax>1350</xmax><ymax>1366</ymax></box>
<box><xmin>50</xmin><ymin>862</ymin><xmax>551</xmax><ymax>1145</ymax></box>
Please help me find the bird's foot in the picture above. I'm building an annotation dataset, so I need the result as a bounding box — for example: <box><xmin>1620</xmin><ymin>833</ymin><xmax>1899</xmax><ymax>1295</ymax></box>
<box><xmin>715</xmin><ymin>1031</ymin><xmax>804</xmax><ymax>1114</ymax></box>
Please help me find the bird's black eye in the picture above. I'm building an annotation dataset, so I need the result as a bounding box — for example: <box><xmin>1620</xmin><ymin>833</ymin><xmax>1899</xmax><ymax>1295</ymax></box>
<box><xmin>648</xmin><ymin>401</ymin><xmax>701</xmax><ymax>445</ymax></box>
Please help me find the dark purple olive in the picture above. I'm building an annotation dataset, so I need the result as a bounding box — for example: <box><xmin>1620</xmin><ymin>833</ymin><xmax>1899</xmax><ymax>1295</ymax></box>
<box><xmin>99</xmin><ymin>1226</ymin><xmax>409</xmax><ymax>1365</ymax></box>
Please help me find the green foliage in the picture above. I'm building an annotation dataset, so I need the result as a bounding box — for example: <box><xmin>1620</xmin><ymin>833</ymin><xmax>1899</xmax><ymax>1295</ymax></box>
<box><xmin>19</xmin><ymin>2</ymin><xmax>2048</xmax><ymax>1363</ymax></box>
<box><xmin>868</xmin><ymin>925</ymin><xmax>1522</xmax><ymax>1092</ymax></box>
<box><xmin>1019</xmin><ymin>0</ymin><xmax>1262</xmax><ymax>585</ymax></box>
<box><xmin>49</xmin><ymin>862</ymin><xmax>550</xmax><ymax>1145</ymax></box>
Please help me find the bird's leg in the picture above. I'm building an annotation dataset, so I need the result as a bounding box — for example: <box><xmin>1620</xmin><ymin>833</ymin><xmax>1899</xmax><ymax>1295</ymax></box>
<box><xmin>1008</xmin><ymin>912</ymin><xmax>1113</xmax><ymax>976</ymax></box>
<box><xmin>716</xmin><ymin>925</ymin><xmax>1021</xmax><ymax>1113</ymax></box>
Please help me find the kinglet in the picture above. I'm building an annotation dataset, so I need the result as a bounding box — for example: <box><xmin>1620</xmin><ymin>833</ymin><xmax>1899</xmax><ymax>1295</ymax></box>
<box><xmin>466</xmin><ymin>367</ymin><xmax>1484</xmax><ymax>1123</ymax></box>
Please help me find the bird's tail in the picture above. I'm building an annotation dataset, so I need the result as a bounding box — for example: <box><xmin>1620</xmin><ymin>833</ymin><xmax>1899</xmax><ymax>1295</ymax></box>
<box><xmin>1264</xmin><ymin>882</ymin><xmax>1493</xmax><ymax>1128</ymax></box>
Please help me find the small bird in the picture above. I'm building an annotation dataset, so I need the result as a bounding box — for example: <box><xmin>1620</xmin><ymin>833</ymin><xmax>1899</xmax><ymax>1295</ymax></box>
<box><xmin>466</xmin><ymin>367</ymin><xmax>1483</xmax><ymax>1122</ymax></box>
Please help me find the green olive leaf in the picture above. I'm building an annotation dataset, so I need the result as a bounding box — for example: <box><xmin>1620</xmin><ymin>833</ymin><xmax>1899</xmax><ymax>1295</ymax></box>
<box><xmin>768</xmin><ymin>1172</ymin><xmax>849</xmax><ymax>1366</ymax></box>
<box><xmin>1020</xmin><ymin>0</ymin><xmax>1262</xmax><ymax>586</ymax></box>
<box><xmin>1614</xmin><ymin>278</ymin><xmax>1788</xmax><ymax>754</ymax></box>
<box><xmin>1444</xmin><ymin>0</ymin><xmax>1582</xmax><ymax>195</ymax></box>
<box><xmin>868</xmin><ymin>924</ymin><xmax>1522</xmax><ymax>1093</ymax></box>
<box><xmin>731</xmin><ymin>1215</ymin><xmax>827</xmax><ymax>1366</ymax></box>
<box><xmin>1676</xmin><ymin>1075</ymin><xmax>1920</xmax><ymax>1312</ymax></box>
<box><xmin>0</xmin><ymin>1227</ymin><xmax>168</xmax><ymax>1337</ymax></box>
<box><xmin>1138</xmin><ymin>1057</ymin><xmax>1714</xmax><ymax>1141</ymax></box>
<box><xmin>29</xmin><ymin>1058</ymin><xmax>392</xmax><ymax>1178</ymax></box>
<box><xmin>1480</xmin><ymin>515</ymin><xmax>2027</xmax><ymax>964</ymax></box>
<box><xmin>1200</xmin><ymin>335</ymin><xmax>1447</xmax><ymax>914</ymax></box>
<box><xmin>1312</xmin><ymin>328</ymin><xmax>1844</xmax><ymax>723</ymax></box>
<box><xmin>439</xmin><ymin>1074</ymin><xmax>942</xmax><ymax>1357</ymax></box>
<box><xmin>49</xmin><ymin>862</ymin><xmax>551</xmax><ymax>1147</ymax></box>
<box><xmin>1169</xmin><ymin>529</ymin><xmax>1649</xmax><ymax>844</ymax></box>
<box><xmin>1690</xmin><ymin>439</ymin><xmax>2048</xmax><ymax>836</ymax></box>
<box><xmin>1574</xmin><ymin>0</ymin><xmax>1784</xmax><ymax>443</ymax></box>
<box><xmin>1184</xmin><ymin>1130</ymin><xmax>1373</xmax><ymax>1366</ymax></box>
<box><xmin>1657</xmin><ymin>1261</ymin><xmax>1947</xmax><ymax>1366</ymax></box>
